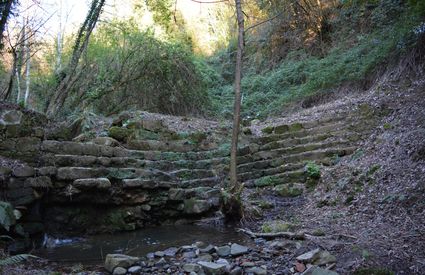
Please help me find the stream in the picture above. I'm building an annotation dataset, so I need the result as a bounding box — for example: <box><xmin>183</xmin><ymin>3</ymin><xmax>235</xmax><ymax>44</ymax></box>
<box><xmin>34</xmin><ymin>224</ymin><xmax>249</xmax><ymax>264</ymax></box>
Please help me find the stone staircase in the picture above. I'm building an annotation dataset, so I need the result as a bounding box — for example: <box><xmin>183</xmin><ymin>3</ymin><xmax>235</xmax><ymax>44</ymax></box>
<box><xmin>236</xmin><ymin>110</ymin><xmax>377</xmax><ymax>189</ymax></box>
<box><xmin>0</xmin><ymin>103</ymin><xmax>380</xmax><ymax>234</ymax></box>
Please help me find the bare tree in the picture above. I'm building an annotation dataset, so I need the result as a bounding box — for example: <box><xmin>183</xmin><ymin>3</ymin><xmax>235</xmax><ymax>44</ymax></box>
<box><xmin>46</xmin><ymin>0</ymin><xmax>106</xmax><ymax>117</ymax></box>
<box><xmin>223</xmin><ymin>0</ymin><xmax>245</xmax><ymax>221</ymax></box>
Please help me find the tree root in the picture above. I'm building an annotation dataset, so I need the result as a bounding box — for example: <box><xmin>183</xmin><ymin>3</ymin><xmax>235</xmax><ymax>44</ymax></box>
<box><xmin>237</xmin><ymin>228</ymin><xmax>308</xmax><ymax>240</ymax></box>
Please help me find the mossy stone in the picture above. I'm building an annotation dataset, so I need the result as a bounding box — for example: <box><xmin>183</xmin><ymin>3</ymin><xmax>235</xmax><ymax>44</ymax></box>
<box><xmin>108</xmin><ymin>126</ymin><xmax>131</xmax><ymax>141</ymax></box>
<box><xmin>274</xmin><ymin>183</ymin><xmax>303</xmax><ymax>197</ymax></box>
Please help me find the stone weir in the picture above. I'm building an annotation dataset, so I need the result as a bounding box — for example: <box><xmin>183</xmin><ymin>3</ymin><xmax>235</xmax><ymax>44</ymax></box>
<box><xmin>0</xmin><ymin>102</ymin><xmax>382</xmax><ymax>240</ymax></box>
<box><xmin>0</xmin><ymin>106</ymin><xmax>232</xmax><ymax>237</ymax></box>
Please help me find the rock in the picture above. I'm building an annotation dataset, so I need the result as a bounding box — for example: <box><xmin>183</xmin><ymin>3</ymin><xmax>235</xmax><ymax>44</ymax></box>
<box><xmin>108</xmin><ymin>126</ymin><xmax>132</xmax><ymax>142</ymax></box>
<box><xmin>113</xmin><ymin>267</ymin><xmax>127</xmax><ymax>275</ymax></box>
<box><xmin>200</xmin><ymin>244</ymin><xmax>215</xmax><ymax>254</ymax></box>
<box><xmin>141</xmin><ymin>119</ymin><xmax>164</xmax><ymax>132</ymax></box>
<box><xmin>73</xmin><ymin>178</ymin><xmax>111</xmax><ymax>189</ymax></box>
<box><xmin>296</xmin><ymin>248</ymin><xmax>321</xmax><ymax>263</ymax></box>
<box><xmin>301</xmin><ymin>266</ymin><xmax>339</xmax><ymax>275</ymax></box>
<box><xmin>155</xmin><ymin>257</ymin><xmax>167</xmax><ymax>266</ymax></box>
<box><xmin>104</xmin><ymin>254</ymin><xmax>139</xmax><ymax>272</ymax></box>
<box><xmin>91</xmin><ymin>137</ymin><xmax>119</xmax><ymax>147</ymax></box>
<box><xmin>12</xmin><ymin>165</ymin><xmax>35</xmax><ymax>177</ymax></box>
<box><xmin>240</xmin><ymin>261</ymin><xmax>255</xmax><ymax>267</ymax></box>
<box><xmin>154</xmin><ymin>251</ymin><xmax>165</xmax><ymax>258</ymax></box>
<box><xmin>245</xmin><ymin>267</ymin><xmax>267</xmax><ymax>275</ymax></box>
<box><xmin>216</xmin><ymin>245</ymin><xmax>231</xmax><ymax>257</ymax></box>
<box><xmin>184</xmin><ymin>199</ymin><xmax>211</xmax><ymax>214</ymax></box>
<box><xmin>274</xmin><ymin>183</ymin><xmax>304</xmax><ymax>197</ymax></box>
<box><xmin>230</xmin><ymin>266</ymin><xmax>243</xmax><ymax>275</ymax></box>
<box><xmin>230</xmin><ymin>243</ymin><xmax>249</xmax><ymax>256</ymax></box>
<box><xmin>140</xmin><ymin>204</ymin><xmax>151</xmax><ymax>211</ymax></box>
<box><xmin>216</xmin><ymin>258</ymin><xmax>230</xmax><ymax>266</ymax></box>
<box><xmin>313</xmin><ymin>250</ymin><xmax>336</xmax><ymax>266</ymax></box>
<box><xmin>0</xmin><ymin>110</ymin><xmax>22</xmax><ymax>125</ymax></box>
<box><xmin>182</xmin><ymin>251</ymin><xmax>196</xmax><ymax>259</ymax></box>
<box><xmin>198</xmin><ymin>253</ymin><xmax>213</xmax><ymax>262</ymax></box>
<box><xmin>163</xmin><ymin>247</ymin><xmax>178</xmax><ymax>257</ymax></box>
<box><xmin>128</xmin><ymin>265</ymin><xmax>142</xmax><ymax>274</ymax></box>
<box><xmin>183</xmin><ymin>263</ymin><xmax>201</xmax><ymax>273</ymax></box>
<box><xmin>295</xmin><ymin>262</ymin><xmax>306</xmax><ymax>272</ymax></box>
<box><xmin>25</xmin><ymin>176</ymin><xmax>52</xmax><ymax>188</ymax></box>
<box><xmin>198</xmin><ymin>261</ymin><xmax>227</xmax><ymax>275</ymax></box>
<box><xmin>0</xmin><ymin>201</ymin><xmax>16</xmax><ymax>230</ymax></box>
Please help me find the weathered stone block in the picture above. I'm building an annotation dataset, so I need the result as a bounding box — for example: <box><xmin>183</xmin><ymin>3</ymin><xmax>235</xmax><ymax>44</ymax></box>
<box><xmin>73</xmin><ymin>178</ymin><xmax>111</xmax><ymax>189</ymax></box>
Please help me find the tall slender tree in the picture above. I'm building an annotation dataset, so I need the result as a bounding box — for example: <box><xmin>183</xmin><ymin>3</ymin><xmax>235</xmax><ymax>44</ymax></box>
<box><xmin>46</xmin><ymin>0</ymin><xmax>106</xmax><ymax>117</ymax></box>
<box><xmin>223</xmin><ymin>0</ymin><xmax>245</xmax><ymax>221</ymax></box>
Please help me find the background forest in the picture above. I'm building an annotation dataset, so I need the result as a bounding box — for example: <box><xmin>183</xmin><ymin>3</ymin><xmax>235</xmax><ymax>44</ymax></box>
<box><xmin>0</xmin><ymin>0</ymin><xmax>424</xmax><ymax>119</ymax></box>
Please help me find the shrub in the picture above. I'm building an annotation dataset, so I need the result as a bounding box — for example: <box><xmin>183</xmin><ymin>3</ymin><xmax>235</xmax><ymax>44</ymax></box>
<box><xmin>305</xmin><ymin>161</ymin><xmax>321</xmax><ymax>180</ymax></box>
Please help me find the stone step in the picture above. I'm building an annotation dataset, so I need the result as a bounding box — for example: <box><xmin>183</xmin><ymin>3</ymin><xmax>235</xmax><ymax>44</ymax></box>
<box><xmin>255</xmin><ymin>120</ymin><xmax>355</xmax><ymax>145</ymax></box>
<box><xmin>180</xmin><ymin>177</ymin><xmax>221</xmax><ymax>188</ymax></box>
<box><xmin>258</xmin><ymin>130</ymin><xmax>360</xmax><ymax>151</ymax></box>
<box><xmin>144</xmin><ymin>157</ymin><xmax>230</xmax><ymax>171</ymax></box>
<box><xmin>259</xmin><ymin>114</ymin><xmax>349</xmax><ymax>134</ymax></box>
<box><xmin>42</xmin><ymin>140</ymin><xmax>230</xmax><ymax>161</ymax></box>
<box><xmin>237</xmin><ymin>147</ymin><xmax>356</xmax><ymax>171</ymax></box>
<box><xmin>54</xmin><ymin>167</ymin><xmax>176</xmax><ymax>181</ymax></box>
<box><xmin>244</xmin><ymin>169</ymin><xmax>307</xmax><ymax>187</ymax></box>
<box><xmin>238</xmin><ymin>162</ymin><xmax>305</xmax><ymax>182</ymax></box>
<box><xmin>169</xmin><ymin>169</ymin><xmax>217</xmax><ymax>180</ymax></box>
<box><xmin>251</xmin><ymin>140</ymin><xmax>353</xmax><ymax>161</ymax></box>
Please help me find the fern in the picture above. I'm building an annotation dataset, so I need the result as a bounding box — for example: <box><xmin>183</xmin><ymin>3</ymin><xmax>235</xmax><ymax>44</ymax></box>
<box><xmin>0</xmin><ymin>254</ymin><xmax>37</xmax><ymax>266</ymax></box>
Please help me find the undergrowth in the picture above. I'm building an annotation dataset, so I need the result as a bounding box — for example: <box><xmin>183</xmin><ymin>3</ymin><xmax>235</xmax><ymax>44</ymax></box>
<box><xmin>208</xmin><ymin>5</ymin><xmax>423</xmax><ymax>119</ymax></box>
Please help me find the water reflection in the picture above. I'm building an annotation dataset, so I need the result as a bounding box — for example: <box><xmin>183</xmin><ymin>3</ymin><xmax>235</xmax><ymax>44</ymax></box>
<box><xmin>35</xmin><ymin>224</ymin><xmax>248</xmax><ymax>264</ymax></box>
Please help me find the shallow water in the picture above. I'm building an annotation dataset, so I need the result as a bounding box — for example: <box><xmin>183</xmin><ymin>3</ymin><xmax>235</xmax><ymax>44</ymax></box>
<box><xmin>34</xmin><ymin>224</ymin><xmax>249</xmax><ymax>264</ymax></box>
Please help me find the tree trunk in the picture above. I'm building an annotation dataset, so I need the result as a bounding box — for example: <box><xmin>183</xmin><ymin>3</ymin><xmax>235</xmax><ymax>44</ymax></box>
<box><xmin>46</xmin><ymin>0</ymin><xmax>106</xmax><ymax>117</ymax></box>
<box><xmin>2</xmin><ymin>50</ymin><xmax>17</xmax><ymax>100</ymax></box>
<box><xmin>223</xmin><ymin>0</ymin><xmax>244</xmax><ymax>222</ymax></box>
<box><xmin>229</xmin><ymin>0</ymin><xmax>244</xmax><ymax>192</ymax></box>
<box><xmin>0</xmin><ymin>0</ymin><xmax>14</xmax><ymax>50</ymax></box>
<box><xmin>24</xmin><ymin>18</ymin><xmax>30</xmax><ymax>106</ymax></box>
<box><xmin>55</xmin><ymin>0</ymin><xmax>63</xmax><ymax>73</ymax></box>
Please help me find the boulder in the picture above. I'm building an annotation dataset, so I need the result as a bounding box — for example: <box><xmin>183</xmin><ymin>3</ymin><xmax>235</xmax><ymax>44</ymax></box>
<box><xmin>104</xmin><ymin>254</ymin><xmax>139</xmax><ymax>272</ymax></box>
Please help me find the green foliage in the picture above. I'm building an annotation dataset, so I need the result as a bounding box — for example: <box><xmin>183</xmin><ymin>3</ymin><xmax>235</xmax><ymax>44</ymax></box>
<box><xmin>36</xmin><ymin>19</ymin><xmax>211</xmax><ymax>117</ymax></box>
<box><xmin>0</xmin><ymin>254</ymin><xmax>37</xmax><ymax>266</ymax></box>
<box><xmin>408</xmin><ymin>0</ymin><xmax>425</xmax><ymax>16</ymax></box>
<box><xmin>255</xmin><ymin>176</ymin><xmax>280</xmax><ymax>187</ymax></box>
<box><xmin>207</xmin><ymin>3</ymin><xmax>421</xmax><ymax>118</ymax></box>
<box><xmin>305</xmin><ymin>161</ymin><xmax>321</xmax><ymax>180</ymax></box>
<box><xmin>261</xmin><ymin>220</ymin><xmax>295</xmax><ymax>233</ymax></box>
<box><xmin>0</xmin><ymin>202</ymin><xmax>15</xmax><ymax>231</ymax></box>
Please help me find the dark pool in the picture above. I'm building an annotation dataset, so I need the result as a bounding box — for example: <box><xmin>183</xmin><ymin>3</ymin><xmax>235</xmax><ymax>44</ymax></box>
<box><xmin>34</xmin><ymin>224</ymin><xmax>249</xmax><ymax>264</ymax></box>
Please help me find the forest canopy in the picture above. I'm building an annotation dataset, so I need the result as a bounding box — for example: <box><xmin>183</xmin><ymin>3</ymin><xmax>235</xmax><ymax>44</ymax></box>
<box><xmin>0</xmin><ymin>0</ymin><xmax>423</xmax><ymax>119</ymax></box>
